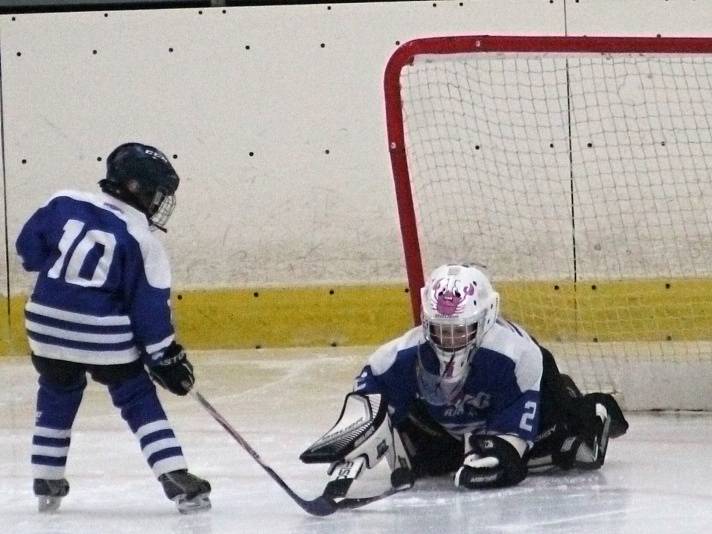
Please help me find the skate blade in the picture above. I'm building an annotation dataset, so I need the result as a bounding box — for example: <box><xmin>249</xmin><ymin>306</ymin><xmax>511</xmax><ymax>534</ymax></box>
<box><xmin>38</xmin><ymin>496</ymin><xmax>62</xmax><ymax>513</ymax></box>
<box><xmin>175</xmin><ymin>493</ymin><xmax>211</xmax><ymax>514</ymax></box>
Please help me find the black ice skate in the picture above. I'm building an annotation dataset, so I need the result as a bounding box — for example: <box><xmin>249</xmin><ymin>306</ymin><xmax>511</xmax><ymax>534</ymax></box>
<box><xmin>34</xmin><ymin>478</ymin><xmax>69</xmax><ymax>512</ymax></box>
<box><xmin>159</xmin><ymin>470</ymin><xmax>211</xmax><ymax>514</ymax></box>
<box><xmin>574</xmin><ymin>402</ymin><xmax>611</xmax><ymax>469</ymax></box>
<box><xmin>552</xmin><ymin>402</ymin><xmax>611</xmax><ymax>471</ymax></box>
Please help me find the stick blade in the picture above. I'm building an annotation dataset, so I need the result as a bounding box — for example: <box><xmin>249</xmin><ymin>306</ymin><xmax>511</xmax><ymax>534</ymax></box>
<box><xmin>298</xmin><ymin>495</ymin><xmax>338</xmax><ymax>516</ymax></box>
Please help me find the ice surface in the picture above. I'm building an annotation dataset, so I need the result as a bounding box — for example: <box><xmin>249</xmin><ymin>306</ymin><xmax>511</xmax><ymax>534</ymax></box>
<box><xmin>2</xmin><ymin>348</ymin><xmax>712</xmax><ymax>533</ymax></box>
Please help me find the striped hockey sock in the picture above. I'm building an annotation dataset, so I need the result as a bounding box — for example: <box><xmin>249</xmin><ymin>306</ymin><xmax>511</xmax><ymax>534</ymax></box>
<box><xmin>109</xmin><ymin>372</ymin><xmax>187</xmax><ymax>476</ymax></box>
<box><xmin>32</xmin><ymin>375</ymin><xmax>85</xmax><ymax>480</ymax></box>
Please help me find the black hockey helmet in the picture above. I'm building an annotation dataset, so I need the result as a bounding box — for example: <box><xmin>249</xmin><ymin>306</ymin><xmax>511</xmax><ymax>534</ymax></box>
<box><xmin>100</xmin><ymin>142</ymin><xmax>180</xmax><ymax>231</ymax></box>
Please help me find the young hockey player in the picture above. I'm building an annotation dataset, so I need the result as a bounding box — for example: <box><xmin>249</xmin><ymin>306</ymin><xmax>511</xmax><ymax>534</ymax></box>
<box><xmin>301</xmin><ymin>263</ymin><xmax>628</xmax><ymax>497</ymax></box>
<box><xmin>16</xmin><ymin>142</ymin><xmax>211</xmax><ymax>513</ymax></box>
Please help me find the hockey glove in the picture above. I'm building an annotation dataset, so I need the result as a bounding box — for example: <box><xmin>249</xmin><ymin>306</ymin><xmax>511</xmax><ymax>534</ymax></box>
<box><xmin>147</xmin><ymin>342</ymin><xmax>195</xmax><ymax>396</ymax></box>
<box><xmin>454</xmin><ymin>435</ymin><xmax>527</xmax><ymax>489</ymax></box>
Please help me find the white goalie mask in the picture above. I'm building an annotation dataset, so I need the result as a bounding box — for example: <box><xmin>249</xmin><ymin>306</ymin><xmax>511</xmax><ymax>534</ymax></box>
<box><xmin>417</xmin><ymin>264</ymin><xmax>500</xmax><ymax>405</ymax></box>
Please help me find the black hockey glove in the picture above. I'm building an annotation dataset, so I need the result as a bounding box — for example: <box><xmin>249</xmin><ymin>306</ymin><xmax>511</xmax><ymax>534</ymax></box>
<box><xmin>454</xmin><ymin>435</ymin><xmax>527</xmax><ymax>489</ymax></box>
<box><xmin>147</xmin><ymin>342</ymin><xmax>194</xmax><ymax>396</ymax></box>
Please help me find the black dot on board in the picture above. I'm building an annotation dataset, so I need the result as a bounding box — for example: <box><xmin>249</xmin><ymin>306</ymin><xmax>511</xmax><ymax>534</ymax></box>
<box><xmin>177</xmin><ymin>294</ymin><xmax>183</xmax><ymax>300</ymax></box>
<box><xmin>554</xmin><ymin>285</ymin><xmax>560</xmax><ymax>290</ymax></box>
<box><xmin>253</xmin><ymin>292</ymin><xmax>259</xmax><ymax>297</ymax></box>
<box><xmin>329</xmin><ymin>289</ymin><xmax>335</xmax><ymax>295</ymax></box>
<box><xmin>320</xmin><ymin>43</ymin><xmax>326</xmax><ymax>48</ymax></box>
<box><xmin>324</xmin><ymin>149</ymin><xmax>330</xmax><ymax>155</ymax></box>
<box><xmin>591</xmin><ymin>284</ymin><xmax>597</xmax><ymax>290</ymax></box>
<box><xmin>97</xmin><ymin>156</ymin><xmax>102</xmax><ymax>162</ymax></box>
<box><xmin>331</xmin><ymin>342</ymin><xmax>338</xmax><ymax>347</ymax></box>
<box><xmin>172</xmin><ymin>154</ymin><xmax>178</xmax><ymax>159</ymax></box>
<box><xmin>21</xmin><ymin>159</ymin><xmax>27</xmax><ymax>164</ymax></box>
<box><xmin>249</xmin><ymin>152</ymin><xmax>254</xmax><ymax>157</ymax></box>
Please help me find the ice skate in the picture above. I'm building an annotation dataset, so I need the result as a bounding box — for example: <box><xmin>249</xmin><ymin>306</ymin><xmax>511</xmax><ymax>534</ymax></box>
<box><xmin>159</xmin><ymin>470</ymin><xmax>211</xmax><ymax>514</ymax></box>
<box><xmin>34</xmin><ymin>478</ymin><xmax>69</xmax><ymax>512</ymax></box>
<box><xmin>574</xmin><ymin>402</ymin><xmax>611</xmax><ymax>469</ymax></box>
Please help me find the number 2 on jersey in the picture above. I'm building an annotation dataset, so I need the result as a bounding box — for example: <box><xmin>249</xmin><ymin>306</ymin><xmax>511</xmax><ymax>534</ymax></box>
<box><xmin>48</xmin><ymin>219</ymin><xmax>117</xmax><ymax>287</ymax></box>
<box><xmin>519</xmin><ymin>401</ymin><xmax>537</xmax><ymax>432</ymax></box>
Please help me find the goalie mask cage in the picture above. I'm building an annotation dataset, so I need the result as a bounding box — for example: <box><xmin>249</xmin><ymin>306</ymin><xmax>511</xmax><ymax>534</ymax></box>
<box><xmin>384</xmin><ymin>35</ymin><xmax>712</xmax><ymax>411</ymax></box>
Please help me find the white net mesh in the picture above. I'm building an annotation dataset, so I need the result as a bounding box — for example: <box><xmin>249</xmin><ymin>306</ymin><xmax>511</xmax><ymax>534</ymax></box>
<box><xmin>396</xmin><ymin>50</ymin><xmax>712</xmax><ymax>409</ymax></box>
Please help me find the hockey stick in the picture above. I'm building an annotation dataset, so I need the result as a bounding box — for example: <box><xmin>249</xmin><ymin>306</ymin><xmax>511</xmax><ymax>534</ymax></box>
<box><xmin>190</xmin><ymin>390</ymin><xmax>399</xmax><ymax>516</ymax></box>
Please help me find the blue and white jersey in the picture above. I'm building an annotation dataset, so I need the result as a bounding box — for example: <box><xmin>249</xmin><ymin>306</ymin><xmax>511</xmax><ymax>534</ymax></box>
<box><xmin>16</xmin><ymin>190</ymin><xmax>175</xmax><ymax>365</ymax></box>
<box><xmin>354</xmin><ymin>319</ymin><xmax>543</xmax><ymax>446</ymax></box>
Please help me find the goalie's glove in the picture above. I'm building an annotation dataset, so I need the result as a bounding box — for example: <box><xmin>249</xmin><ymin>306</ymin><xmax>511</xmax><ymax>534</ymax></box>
<box><xmin>146</xmin><ymin>341</ymin><xmax>194</xmax><ymax>396</ymax></box>
<box><xmin>300</xmin><ymin>392</ymin><xmax>414</xmax><ymax>499</ymax></box>
<box><xmin>454</xmin><ymin>434</ymin><xmax>527</xmax><ymax>489</ymax></box>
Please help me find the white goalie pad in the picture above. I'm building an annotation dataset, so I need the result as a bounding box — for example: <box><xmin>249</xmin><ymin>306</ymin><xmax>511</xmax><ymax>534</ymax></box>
<box><xmin>300</xmin><ymin>393</ymin><xmax>413</xmax><ymax>497</ymax></box>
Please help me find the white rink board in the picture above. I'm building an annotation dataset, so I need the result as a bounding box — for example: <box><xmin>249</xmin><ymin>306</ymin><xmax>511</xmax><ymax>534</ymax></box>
<box><xmin>566</xmin><ymin>0</ymin><xmax>712</xmax><ymax>37</ymax></box>
<box><xmin>0</xmin><ymin>2</ymin><xmax>563</xmax><ymax>294</ymax></box>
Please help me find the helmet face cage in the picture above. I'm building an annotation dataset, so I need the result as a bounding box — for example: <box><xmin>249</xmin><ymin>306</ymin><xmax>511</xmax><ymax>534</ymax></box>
<box><xmin>101</xmin><ymin>143</ymin><xmax>179</xmax><ymax>229</ymax></box>
<box><xmin>147</xmin><ymin>187</ymin><xmax>176</xmax><ymax>230</ymax></box>
<box><xmin>425</xmin><ymin>318</ymin><xmax>479</xmax><ymax>353</ymax></box>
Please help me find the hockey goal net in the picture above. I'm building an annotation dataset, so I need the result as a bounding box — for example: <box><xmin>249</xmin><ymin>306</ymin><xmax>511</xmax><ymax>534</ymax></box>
<box><xmin>384</xmin><ymin>35</ymin><xmax>712</xmax><ymax>411</ymax></box>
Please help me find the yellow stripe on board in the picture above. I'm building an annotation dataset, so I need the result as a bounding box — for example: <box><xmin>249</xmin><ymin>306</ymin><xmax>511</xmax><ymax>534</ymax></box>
<box><xmin>500</xmin><ymin>278</ymin><xmax>712</xmax><ymax>343</ymax></box>
<box><xmin>4</xmin><ymin>278</ymin><xmax>712</xmax><ymax>356</ymax></box>
<box><xmin>172</xmin><ymin>285</ymin><xmax>413</xmax><ymax>349</ymax></box>
<box><xmin>6</xmin><ymin>294</ymin><xmax>28</xmax><ymax>356</ymax></box>
<box><xmin>0</xmin><ymin>298</ymin><xmax>9</xmax><ymax>356</ymax></box>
